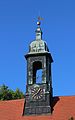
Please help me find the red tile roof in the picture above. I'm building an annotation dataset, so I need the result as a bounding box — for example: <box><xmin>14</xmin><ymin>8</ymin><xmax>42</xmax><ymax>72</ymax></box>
<box><xmin>0</xmin><ymin>96</ymin><xmax>75</xmax><ymax>120</ymax></box>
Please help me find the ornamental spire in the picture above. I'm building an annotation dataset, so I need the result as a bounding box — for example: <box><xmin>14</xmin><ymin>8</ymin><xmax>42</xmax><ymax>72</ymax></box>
<box><xmin>35</xmin><ymin>17</ymin><xmax>43</xmax><ymax>40</ymax></box>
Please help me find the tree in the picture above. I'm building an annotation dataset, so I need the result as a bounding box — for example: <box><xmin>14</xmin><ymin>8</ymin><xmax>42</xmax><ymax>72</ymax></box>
<box><xmin>13</xmin><ymin>88</ymin><xmax>24</xmax><ymax>99</ymax></box>
<box><xmin>0</xmin><ymin>84</ymin><xmax>24</xmax><ymax>100</ymax></box>
<box><xmin>0</xmin><ymin>84</ymin><xmax>12</xmax><ymax>100</ymax></box>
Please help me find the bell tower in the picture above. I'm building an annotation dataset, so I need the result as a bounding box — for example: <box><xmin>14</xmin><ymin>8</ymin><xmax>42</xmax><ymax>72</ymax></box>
<box><xmin>23</xmin><ymin>21</ymin><xmax>53</xmax><ymax>115</ymax></box>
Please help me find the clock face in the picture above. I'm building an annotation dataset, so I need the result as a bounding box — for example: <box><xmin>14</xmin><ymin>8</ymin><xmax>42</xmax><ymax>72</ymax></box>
<box><xmin>29</xmin><ymin>85</ymin><xmax>44</xmax><ymax>100</ymax></box>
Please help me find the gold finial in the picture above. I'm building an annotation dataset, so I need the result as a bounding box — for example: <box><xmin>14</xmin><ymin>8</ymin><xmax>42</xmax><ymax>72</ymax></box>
<box><xmin>37</xmin><ymin>21</ymin><xmax>40</xmax><ymax>26</ymax></box>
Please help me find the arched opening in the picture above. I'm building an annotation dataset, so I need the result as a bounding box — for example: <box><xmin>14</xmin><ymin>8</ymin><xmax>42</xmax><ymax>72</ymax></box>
<box><xmin>33</xmin><ymin>61</ymin><xmax>42</xmax><ymax>84</ymax></box>
<box><xmin>36</xmin><ymin>69</ymin><xmax>42</xmax><ymax>83</ymax></box>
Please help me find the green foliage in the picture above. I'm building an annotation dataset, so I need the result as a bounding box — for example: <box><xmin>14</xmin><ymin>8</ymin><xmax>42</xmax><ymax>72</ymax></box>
<box><xmin>0</xmin><ymin>84</ymin><xmax>24</xmax><ymax>100</ymax></box>
<box><xmin>13</xmin><ymin>88</ymin><xmax>24</xmax><ymax>99</ymax></box>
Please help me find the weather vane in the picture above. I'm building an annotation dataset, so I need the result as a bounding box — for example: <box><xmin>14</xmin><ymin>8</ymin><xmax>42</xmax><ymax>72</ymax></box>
<box><xmin>38</xmin><ymin>16</ymin><xmax>44</xmax><ymax>21</ymax></box>
<box><xmin>37</xmin><ymin>16</ymin><xmax>44</xmax><ymax>26</ymax></box>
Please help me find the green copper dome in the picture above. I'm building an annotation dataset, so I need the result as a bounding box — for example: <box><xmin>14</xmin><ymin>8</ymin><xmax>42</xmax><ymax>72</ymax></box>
<box><xmin>29</xmin><ymin>21</ymin><xmax>49</xmax><ymax>53</ymax></box>
<box><xmin>29</xmin><ymin>40</ymin><xmax>49</xmax><ymax>53</ymax></box>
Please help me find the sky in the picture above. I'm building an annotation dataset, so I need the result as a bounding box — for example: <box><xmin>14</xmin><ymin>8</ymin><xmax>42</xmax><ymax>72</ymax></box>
<box><xmin>0</xmin><ymin>0</ymin><xmax>75</xmax><ymax>96</ymax></box>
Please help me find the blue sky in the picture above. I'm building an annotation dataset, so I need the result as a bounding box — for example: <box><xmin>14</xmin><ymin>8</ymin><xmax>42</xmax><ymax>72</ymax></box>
<box><xmin>0</xmin><ymin>0</ymin><xmax>75</xmax><ymax>96</ymax></box>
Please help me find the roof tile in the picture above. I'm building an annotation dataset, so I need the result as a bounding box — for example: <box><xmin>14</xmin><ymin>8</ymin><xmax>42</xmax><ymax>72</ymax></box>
<box><xmin>0</xmin><ymin>96</ymin><xmax>75</xmax><ymax>120</ymax></box>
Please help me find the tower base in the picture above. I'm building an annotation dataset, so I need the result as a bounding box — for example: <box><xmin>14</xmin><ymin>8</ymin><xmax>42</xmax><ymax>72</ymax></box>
<box><xmin>24</xmin><ymin>106</ymin><xmax>51</xmax><ymax>115</ymax></box>
<box><xmin>23</xmin><ymin>92</ymin><xmax>52</xmax><ymax>116</ymax></box>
